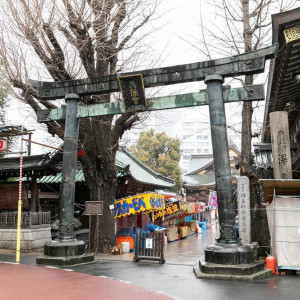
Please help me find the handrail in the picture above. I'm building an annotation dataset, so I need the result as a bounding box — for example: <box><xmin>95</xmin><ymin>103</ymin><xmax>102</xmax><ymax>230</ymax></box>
<box><xmin>0</xmin><ymin>211</ymin><xmax>50</xmax><ymax>227</ymax></box>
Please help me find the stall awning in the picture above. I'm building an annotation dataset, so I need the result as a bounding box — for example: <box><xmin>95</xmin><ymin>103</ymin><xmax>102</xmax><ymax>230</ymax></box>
<box><xmin>260</xmin><ymin>179</ymin><xmax>300</xmax><ymax>203</ymax></box>
<box><xmin>114</xmin><ymin>192</ymin><xmax>164</xmax><ymax>219</ymax></box>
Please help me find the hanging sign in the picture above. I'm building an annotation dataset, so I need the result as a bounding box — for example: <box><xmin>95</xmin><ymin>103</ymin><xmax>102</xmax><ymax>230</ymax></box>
<box><xmin>0</xmin><ymin>138</ymin><xmax>8</xmax><ymax>152</ymax></box>
<box><xmin>209</xmin><ymin>191</ymin><xmax>218</xmax><ymax>209</ymax></box>
<box><xmin>152</xmin><ymin>201</ymin><xmax>180</xmax><ymax>221</ymax></box>
<box><xmin>114</xmin><ymin>193</ymin><xmax>164</xmax><ymax>218</ymax></box>
<box><xmin>118</xmin><ymin>74</ymin><xmax>147</xmax><ymax>112</ymax></box>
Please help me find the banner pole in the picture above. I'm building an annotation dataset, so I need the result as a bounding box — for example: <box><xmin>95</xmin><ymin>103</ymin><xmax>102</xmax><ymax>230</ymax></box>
<box><xmin>16</xmin><ymin>126</ymin><xmax>23</xmax><ymax>263</ymax></box>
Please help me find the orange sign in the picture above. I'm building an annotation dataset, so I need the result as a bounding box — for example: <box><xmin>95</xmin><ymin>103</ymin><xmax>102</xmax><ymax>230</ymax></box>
<box><xmin>153</xmin><ymin>201</ymin><xmax>180</xmax><ymax>221</ymax></box>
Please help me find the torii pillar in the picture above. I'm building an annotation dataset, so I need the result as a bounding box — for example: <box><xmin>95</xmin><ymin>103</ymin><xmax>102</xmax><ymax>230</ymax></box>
<box><xmin>195</xmin><ymin>75</ymin><xmax>267</xmax><ymax>278</ymax></box>
<box><xmin>36</xmin><ymin>94</ymin><xmax>94</xmax><ymax>266</ymax></box>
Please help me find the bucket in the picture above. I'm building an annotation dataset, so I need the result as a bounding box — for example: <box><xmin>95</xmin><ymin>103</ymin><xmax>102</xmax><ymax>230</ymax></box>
<box><xmin>164</xmin><ymin>235</ymin><xmax>168</xmax><ymax>245</ymax></box>
<box><xmin>121</xmin><ymin>242</ymin><xmax>130</xmax><ymax>253</ymax></box>
<box><xmin>266</xmin><ymin>255</ymin><xmax>275</xmax><ymax>275</ymax></box>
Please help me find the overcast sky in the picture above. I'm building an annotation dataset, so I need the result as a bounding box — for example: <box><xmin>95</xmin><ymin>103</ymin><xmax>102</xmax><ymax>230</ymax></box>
<box><xmin>5</xmin><ymin>0</ymin><xmax>296</xmax><ymax>155</ymax></box>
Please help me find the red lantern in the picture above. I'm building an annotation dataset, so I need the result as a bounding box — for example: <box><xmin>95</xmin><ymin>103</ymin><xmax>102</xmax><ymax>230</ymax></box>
<box><xmin>77</xmin><ymin>149</ymin><xmax>86</xmax><ymax>158</ymax></box>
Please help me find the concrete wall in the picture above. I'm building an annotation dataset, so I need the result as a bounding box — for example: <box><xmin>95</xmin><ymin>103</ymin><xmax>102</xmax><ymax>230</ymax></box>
<box><xmin>0</xmin><ymin>226</ymin><xmax>51</xmax><ymax>250</ymax></box>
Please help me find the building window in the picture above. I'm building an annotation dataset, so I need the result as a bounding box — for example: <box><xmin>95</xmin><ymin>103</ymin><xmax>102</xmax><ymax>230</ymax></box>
<box><xmin>197</xmin><ymin>135</ymin><xmax>209</xmax><ymax>140</ymax></box>
<box><xmin>184</xmin><ymin>149</ymin><xmax>193</xmax><ymax>153</ymax></box>
<box><xmin>197</xmin><ymin>142</ymin><xmax>209</xmax><ymax>147</ymax></box>
<box><xmin>183</xmin><ymin>155</ymin><xmax>190</xmax><ymax>160</ymax></box>
<box><xmin>182</xmin><ymin>122</ymin><xmax>194</xmax><ymax>127</ymax></box>
<box><xmin>204</xmin><ymin>149</ymin><xmax>209</xmax><ymax>153</ymax></box>
<box><xmin>197</xmin><ymin>149</ymin><xmax>202</xmax><ymax>153</ymax></box>
<box><xmin>182</xmin><ymin>141</ymin><xmax>194</xmax><ymax>146</ymax></box>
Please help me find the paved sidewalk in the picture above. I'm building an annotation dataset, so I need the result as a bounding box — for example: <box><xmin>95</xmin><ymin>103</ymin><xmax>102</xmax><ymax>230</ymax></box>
<box><xmin>0</xmin><ymin>262</ymin><xmax>172</xmax><ymax>300</ymax></box>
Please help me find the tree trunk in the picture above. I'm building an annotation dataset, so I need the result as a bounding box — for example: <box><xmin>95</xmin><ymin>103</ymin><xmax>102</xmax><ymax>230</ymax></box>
<box><xmin>88</xmin><ymin>178</ymin><xmax>117</xmax><ymax>253</ymax></box>
<box><xmin>80</xmin><ymin>116</ymin><xmax>118</xmax><ymax>253</ymax></box>
<box><xmin>240</xmin><ymin>1</ymin><xmax>269</xmax><ymax>250</ymax></box>
<box><xmin>82</xmin><ymin>157</ymin><xmax>117</xmax><ymax>253</ymax></box>
<box><xmin>241</xmin><ymin>75</ymin><xmax>253</xmax><ymax>168</ymax></box>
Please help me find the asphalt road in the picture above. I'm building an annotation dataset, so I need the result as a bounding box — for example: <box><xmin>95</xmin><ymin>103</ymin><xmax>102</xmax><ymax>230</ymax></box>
<box><xmin>1</xmin><ymin>223</ymin><xmax>299</xmax><ymax>300</ymax></box>
<box><xmin>70</xmin><ymin>259</ymin><xmax>300</xmax><ymax>300</ymax></box>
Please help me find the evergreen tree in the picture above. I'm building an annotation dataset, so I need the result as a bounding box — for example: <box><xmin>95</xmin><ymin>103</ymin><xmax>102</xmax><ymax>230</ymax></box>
<box><xmin>130</xmin><ymin>129</ymin><xmax>182</xmax><ymax>192</ymax></box>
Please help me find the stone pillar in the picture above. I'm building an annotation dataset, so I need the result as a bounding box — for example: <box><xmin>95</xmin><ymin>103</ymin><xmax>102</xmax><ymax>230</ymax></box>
<box><xmin>199</xmin><ymin>75</ymin><xmax>255</xmax><ymax>271</ymax></box>
<box><xmin>237</xmin><ymin>176</ymin><xmax>251</xmax><ymax>245</ymax></box>
<box><xmin>36</xmin><ymin>94</ymin><xmax>94</xmax><ymax>266</ymax></box>
<box><xmin>205</xmin><ymin>74</ymin><xmax>237</xmax><ymax>243</ymax></box>
<box><xmin>58</xmin><ymin>93</ymin><xmax>80</xmax><ymax>240</ymax></box>
<box><xmin>270</xmin><ymin>111</ymin><xmax>292</xmax><ymax>179</ymax></box>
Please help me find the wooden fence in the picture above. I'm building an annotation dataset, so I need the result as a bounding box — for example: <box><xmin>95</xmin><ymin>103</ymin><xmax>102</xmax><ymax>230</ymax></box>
<box><xmin>0</xmin><ymin>211</ymin><xmax>50</xmax><ymax>228</ymax></box>
<box><xmin>133</xmin><ymin>229</ymin><xmax>165</xmax><ymax>264</ymax></box>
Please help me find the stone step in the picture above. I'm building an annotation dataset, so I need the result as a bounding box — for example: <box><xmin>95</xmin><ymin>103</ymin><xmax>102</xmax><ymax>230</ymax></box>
<box><xmin>200</xmin><ymin>260</ymin><xmax>265</xmax><ymax>275</ymax></box>
<box><xmin>194</xmin><ymin>265</ymin><xmax>272</xmax><ymax>281</ymax></box>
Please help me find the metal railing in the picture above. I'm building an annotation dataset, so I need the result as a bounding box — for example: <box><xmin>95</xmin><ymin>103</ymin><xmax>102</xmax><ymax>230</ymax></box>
<box><xmin>0</xmin><ymin>211</ymin><xmax>50</xmax><ymax>228</ymax></box>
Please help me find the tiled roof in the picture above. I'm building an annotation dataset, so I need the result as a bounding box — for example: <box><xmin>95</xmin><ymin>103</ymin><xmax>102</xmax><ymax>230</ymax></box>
<box><xmin>115</xmin><ymin>149</ymin><xmax>174</xmax><ymax>188</ymax></box>
<box><xmin>38</xmin><ymin>149</ymin><xmax>174</xmax><ymax>188</ymax></box>
<box><xmin>186</xmin><ymin>155</ymin><xmax>213</xmax><ymax>175</ymax></box>
<box><xmin>186</xmin><ymin>146</ymin><xmax>241</xmax><ymax>175</ymax></box>
<box><xmin>0</xmin><ymin>154</ymin><xmax>52</xmax><ymax>173</ymax></box>
<box><xmin>182</xmin><ymin>173</ymin><xmax>216</xmax><ymax>188</ymax></box>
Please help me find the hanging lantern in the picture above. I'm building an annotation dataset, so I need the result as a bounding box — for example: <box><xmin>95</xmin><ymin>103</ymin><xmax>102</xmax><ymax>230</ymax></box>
<box><xmin>77</xmin><ymin>148</ymin><xmax>86</xmax><ymax>158</ymax></box>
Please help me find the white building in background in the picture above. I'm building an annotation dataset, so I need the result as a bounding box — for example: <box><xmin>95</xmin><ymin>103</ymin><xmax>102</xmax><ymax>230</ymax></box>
<box><xmin>120</xmin><ymin>106</ymin><xmax>213</xmax><ymax>174</ymax></box>
<box><xmin>178</xmin><ymin>107</ymin><xmax>212</xmax><ymax>173</ymax></box>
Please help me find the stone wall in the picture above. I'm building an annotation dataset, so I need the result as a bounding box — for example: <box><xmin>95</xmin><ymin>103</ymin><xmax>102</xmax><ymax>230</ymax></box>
<box><xmin>0</xmin><ymin>226</ymin><xmax>51</xmax><ymax>250</ymax></box>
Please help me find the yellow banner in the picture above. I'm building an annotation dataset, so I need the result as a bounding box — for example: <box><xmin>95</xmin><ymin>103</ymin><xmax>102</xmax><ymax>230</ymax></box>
<box><xmin>114</xmin><ymin>193</ymin><xmax>164</xmax><ymax>218</ymax></box>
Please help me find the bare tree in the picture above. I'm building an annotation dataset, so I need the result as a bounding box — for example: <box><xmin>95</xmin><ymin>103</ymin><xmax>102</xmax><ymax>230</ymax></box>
<box><xmin>0</xmin><ymin>0</ymin><xmax>159</xmax><ymax>253</ymax></box>
<box><xmin>186</xmin><ymin>0</ymin><xmax>298</xmax><ymax>251</ymax></box>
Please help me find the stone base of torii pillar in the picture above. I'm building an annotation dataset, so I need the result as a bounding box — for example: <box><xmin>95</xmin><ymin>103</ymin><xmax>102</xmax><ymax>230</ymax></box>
<box><xmin>194</xmin><ymin>242</ymin><xmax>271</xmax><ymax>281</ymax></box>
<box><xmin>36</xmin><ymin>239</ymin><xmax>94</xmax><ymax>266</ymax></box>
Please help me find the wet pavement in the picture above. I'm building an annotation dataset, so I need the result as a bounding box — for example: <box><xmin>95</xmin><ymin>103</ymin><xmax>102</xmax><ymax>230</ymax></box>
<box><xmin>1</xmin><ymin>223</ymin><xmax>300</xmax><ymax>300</ymax></box>
<box><xmin>0</xmin><ymin>262</ymin><xmax>172</xmax><ymax>300</ymax></box>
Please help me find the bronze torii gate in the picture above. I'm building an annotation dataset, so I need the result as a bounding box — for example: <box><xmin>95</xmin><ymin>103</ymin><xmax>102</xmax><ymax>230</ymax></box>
<box><xmin>31</xmin><ymin>45</ymin><xmax>277</xmax><ymax>274</ymax></box>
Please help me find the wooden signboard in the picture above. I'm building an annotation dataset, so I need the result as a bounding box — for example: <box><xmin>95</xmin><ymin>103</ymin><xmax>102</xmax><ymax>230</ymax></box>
<box><xmin>85</xmin><ymin>201</ymin><xmax>103</xmax><ymax>215</ymax></box>
<box><xmin>118</xmin><ymin>74</ymin><xmax>147</xmax><ymax>112</ymax></box>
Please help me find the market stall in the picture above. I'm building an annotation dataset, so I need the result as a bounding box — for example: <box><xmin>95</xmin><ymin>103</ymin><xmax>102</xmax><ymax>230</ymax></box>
<box><xmin>114</xmin><ymin>192</ymin><xmax>165</xmax><ymax>250</ymax></box>
<box><xmin>151</xmin><ymin>198</ymin><xmax>206</xmax><ymax>243</ymax></box>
